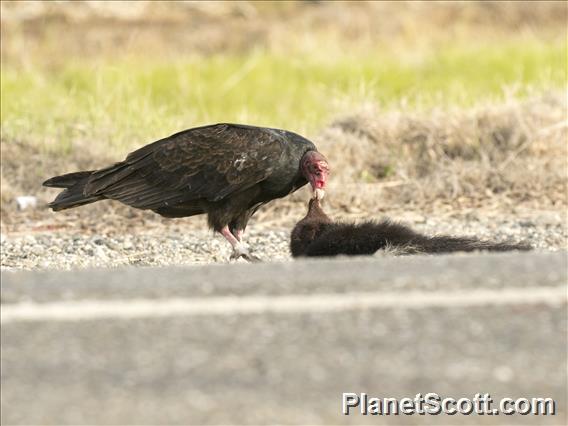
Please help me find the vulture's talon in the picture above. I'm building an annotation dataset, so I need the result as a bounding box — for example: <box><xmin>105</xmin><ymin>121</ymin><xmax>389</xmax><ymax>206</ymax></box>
<box><xmin>230</xmin><ymin>243</ymin><xmax>261</xmax><ymax>262</ymax></box>
<box><xmin>245</xmin><ymin>253</ymin><xmax>262</xmax><ymax>262</ymax></box>
<box><xmin>230</xmin><ymin>252</ymin><xmax>261</xmax><ymax>262</ymax></box>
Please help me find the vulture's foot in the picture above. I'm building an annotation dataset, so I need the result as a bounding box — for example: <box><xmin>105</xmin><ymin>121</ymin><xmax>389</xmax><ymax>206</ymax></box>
<box><xmin>230</xmin><ymin>243</ymin><xmax>261</xmax><ymax>262</ymax></box>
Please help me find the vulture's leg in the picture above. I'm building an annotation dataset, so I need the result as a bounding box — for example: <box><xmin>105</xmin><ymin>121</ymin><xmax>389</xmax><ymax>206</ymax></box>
<box><xmin>219</xmin><ymin>226</ymin><xmax>259</xmax><ymax>262</ymax></box>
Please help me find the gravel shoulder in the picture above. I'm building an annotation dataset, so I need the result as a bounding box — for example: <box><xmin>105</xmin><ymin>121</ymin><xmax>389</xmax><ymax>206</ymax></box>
<box><xmin>1</xmin><ymin>212</ymin><xmax>565</xmax><ymax>270</ymax></box>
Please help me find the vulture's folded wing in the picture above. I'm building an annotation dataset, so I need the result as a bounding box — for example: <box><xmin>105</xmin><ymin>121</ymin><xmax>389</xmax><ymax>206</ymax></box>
<box><xmin>83</xmin><ymin>123</ymin><xmax>285</xmax><ymax>210</ymax></box>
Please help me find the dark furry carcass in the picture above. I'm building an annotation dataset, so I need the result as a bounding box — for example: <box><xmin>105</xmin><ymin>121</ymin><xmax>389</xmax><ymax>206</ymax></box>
<box><xmin>291</xmin><ymin>199</ymin><xmax>531</xmax><ymax>257</ymax></box>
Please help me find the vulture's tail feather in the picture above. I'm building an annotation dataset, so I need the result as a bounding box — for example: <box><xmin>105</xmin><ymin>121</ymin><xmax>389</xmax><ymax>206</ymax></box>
<box><xmin>43</xmin><ymin>171</ymin><xmax>103</xmax><ymax>211</ymax></box>
<box><xmin>43</xmin><ymin>171</ymin><xmax>93</xmax><ymax>188</ymax></box>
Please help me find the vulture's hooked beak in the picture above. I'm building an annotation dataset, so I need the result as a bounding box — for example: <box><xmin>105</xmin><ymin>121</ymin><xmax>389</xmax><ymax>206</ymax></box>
<box><xmin>313</xmin><ymin>188</ymin><xmax>325</xmax><ymax>200</ymax></box>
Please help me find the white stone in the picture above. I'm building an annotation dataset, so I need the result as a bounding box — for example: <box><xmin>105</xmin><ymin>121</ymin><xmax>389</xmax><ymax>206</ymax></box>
<box><xmin>16</xmin><ymin>196</ymin><xmax>37</xmax><ymax>210</ymax></box>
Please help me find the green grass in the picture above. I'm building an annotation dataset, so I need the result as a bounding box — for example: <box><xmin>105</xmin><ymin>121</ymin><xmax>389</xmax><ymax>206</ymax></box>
<box><xmin>1</xmin><ymin>39</ymin><xmax>565</xmax><ymax>156</ymax></box>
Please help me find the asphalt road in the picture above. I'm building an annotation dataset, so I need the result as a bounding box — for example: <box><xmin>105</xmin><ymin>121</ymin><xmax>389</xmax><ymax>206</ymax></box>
<box><xmin>1</xmin><ymin>252</ymin><xmax>567</xmax><ymax>425</ymax></box>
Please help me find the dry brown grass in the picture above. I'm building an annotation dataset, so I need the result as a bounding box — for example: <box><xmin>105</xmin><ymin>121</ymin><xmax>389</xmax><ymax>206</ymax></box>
<box><xmin>314</xmin><ymin>91</ymin><xmax>567</xmax><ymax>216</ymax></box>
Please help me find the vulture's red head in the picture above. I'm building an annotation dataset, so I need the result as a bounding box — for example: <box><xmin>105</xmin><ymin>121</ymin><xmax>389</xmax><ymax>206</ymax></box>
<box><xmin>301</xmin><ymin>151</ymin><xmax>329</xmax><ymax>200</ymax></box>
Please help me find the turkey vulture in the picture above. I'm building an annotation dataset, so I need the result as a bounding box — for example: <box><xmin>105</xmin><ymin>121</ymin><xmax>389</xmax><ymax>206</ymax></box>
<box><xmin>44</xmin><ymin>123</ymin><xmax>329</xmax><ymax>260</ymax></box>
<box><xmin>291</xmin><ymin>199</ymin><xmax>531</xmax><ymax>257</ymax></box>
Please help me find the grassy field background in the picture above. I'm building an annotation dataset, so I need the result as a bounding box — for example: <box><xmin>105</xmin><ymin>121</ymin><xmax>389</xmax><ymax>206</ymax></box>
<box><xmin>0</xmin><ymin>1</ymin><xmax>566</xmax><ymax>232</ymax></box>
<box><xmin>2</xmin><ymin>40</ymin><xmax>565</xmax><ymax>155</ymax></box>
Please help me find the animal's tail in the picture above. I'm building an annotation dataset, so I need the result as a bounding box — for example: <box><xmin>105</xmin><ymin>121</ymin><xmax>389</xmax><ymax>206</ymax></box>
<box><xmin>43</xmin><ymin>171</ymin><xmax>103</xmax><ymax>211</ymax></box>
<box><xmin>408</xmin><ymin>234</ymin><xmax>532</xmax><ymax>254</ymax></box>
